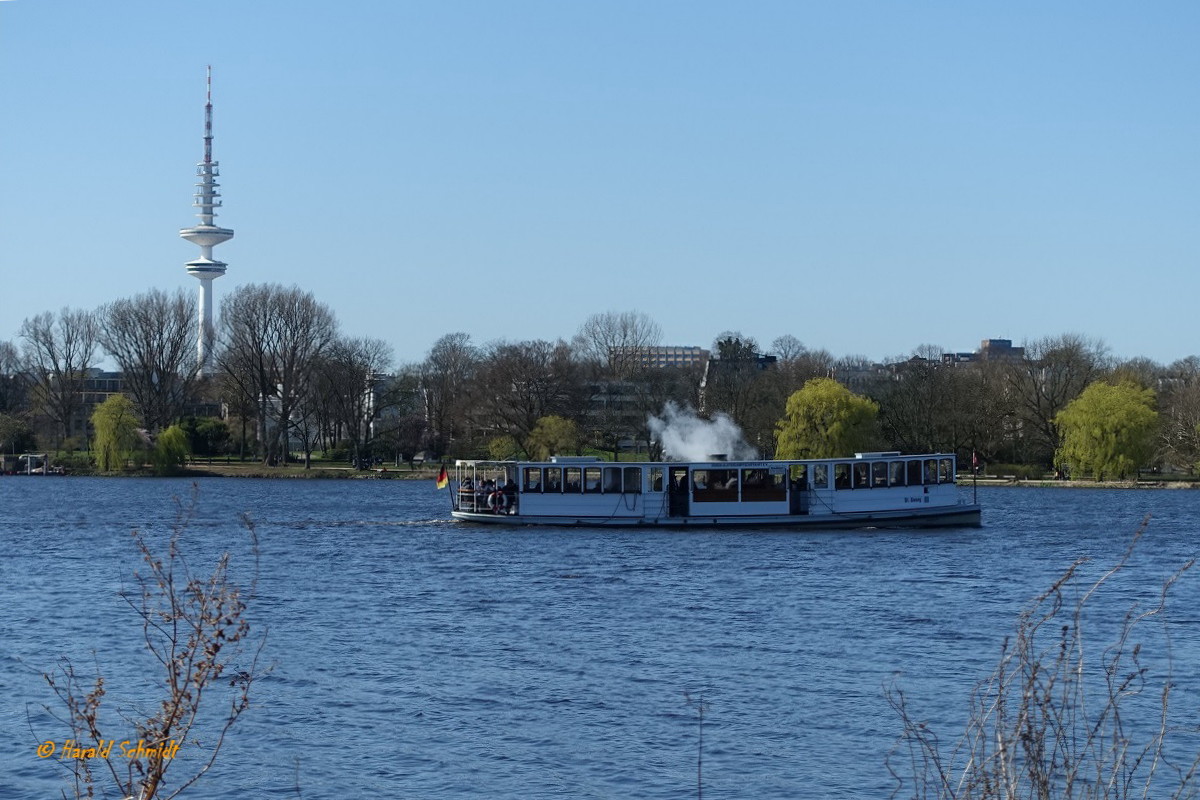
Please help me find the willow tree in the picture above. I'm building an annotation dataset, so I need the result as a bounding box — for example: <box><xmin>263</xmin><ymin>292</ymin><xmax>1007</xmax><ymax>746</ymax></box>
<box><xmin>775</xmin><ymin>378</ymin><xmax>879</xmax><ymax>459</ymax></box>
<box><xmin>92</xmin><ymin>394</ymin><xmax>142</xmax><ymax>472</ymax></box>
<box><xmin>151</xmin><ymin>424</ymin><xmax>190</xmax><ymax>476</ymax></box>
<box><xmin>1055</xmin><ymin>380</ymin><xmax>1158</xmax><ymax>480</ymax></box>
<box><xmin>526</xmin><ymin>415</ymin><xmax>580</xmax><ymax>460</ymax></box>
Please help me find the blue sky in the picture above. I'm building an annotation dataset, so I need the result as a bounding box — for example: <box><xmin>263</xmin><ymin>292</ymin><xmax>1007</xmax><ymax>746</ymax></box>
<box><xmin>2</xmin><ymin>1</ymin><xmax>1197</xmax><ymax>368</ymax></box>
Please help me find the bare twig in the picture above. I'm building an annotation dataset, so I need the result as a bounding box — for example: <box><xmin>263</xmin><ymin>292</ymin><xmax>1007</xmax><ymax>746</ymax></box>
<box><xmin>888</xmin><ymin>517</ymin><xmax>1198</xmax><ymax>799</ymax></box>
<box><xmin>39</xmin><ymin>484</ymin><xmax>265</xmax><ymax>800</ymax></box>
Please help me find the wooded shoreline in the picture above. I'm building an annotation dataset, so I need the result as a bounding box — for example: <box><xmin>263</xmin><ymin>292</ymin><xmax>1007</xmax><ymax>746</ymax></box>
<box><xmin>12</xmin><ymin>460</ymin><xmax>1197</xmax><ymax>488</ymax></box>
<box><xmin>179</xmin><ymin>462</ymin><xmax>1200</xmax><ymax>489</ymax></box>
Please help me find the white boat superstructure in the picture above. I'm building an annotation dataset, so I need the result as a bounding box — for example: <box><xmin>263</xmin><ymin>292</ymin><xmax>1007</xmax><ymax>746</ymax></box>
<box><xmin>447</xmin><ymin>452</ymin><xmax>981</xmax><ymax>529</ymax></box>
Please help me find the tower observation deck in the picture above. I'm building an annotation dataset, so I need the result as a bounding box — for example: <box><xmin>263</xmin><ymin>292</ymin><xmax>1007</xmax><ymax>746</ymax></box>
<box><xmin>180</xmin><ymin>66</ymin><xmax>233</xmax><ymax>374</ymax></box>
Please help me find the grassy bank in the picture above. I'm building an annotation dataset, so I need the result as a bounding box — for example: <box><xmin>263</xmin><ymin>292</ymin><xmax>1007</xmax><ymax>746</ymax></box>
<box><xmin>181</xmin><ymin>459</ymin><xmax>440</xmax><ymax>480</ymax></box>
<box><xmin>968</xmin><ymin>476</ymin><xmax>1200</xmax><ymax>489</ymax></box>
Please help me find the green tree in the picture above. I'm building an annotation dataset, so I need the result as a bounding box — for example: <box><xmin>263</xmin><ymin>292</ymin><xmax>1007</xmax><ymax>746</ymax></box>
<box><xmin>180</xmin><ymin>416</ymin><xmax>231</xmax><ymax>457</ymax></box>
<box><xmin>775</xmin><ymin>378</ymin><xmax>879</xmax><ymax>459</ymax></box>
<box><xmin>92</xmin><ymin>394</ymin><xmax>142</xmax><ymax>472</ymax></box>
<box><xmin>1055</xmin><ymin>380</ymin><xmax>1158</xmax><ymax>480</ymax></box>
<box><xmin>0</xmin><ymin>412</ymin><xmax>35</xmax><ymax>457</ymax></box>
<box><xmin>487</xmin><ymin>434</ymin><xmax>520</xmax><ymax>461</ymax></box>
<box><xmin>526</xmin><ymin>415</ymin><xmax>580</xmax><ymax>460</ymax></box>
<box><xmin>152</xmin><ymin>424</ymin><xmax>191</xmax><ymax>476</ymax></box>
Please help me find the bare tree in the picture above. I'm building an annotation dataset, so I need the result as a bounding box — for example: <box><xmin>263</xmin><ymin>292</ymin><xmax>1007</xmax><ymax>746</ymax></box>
<box><xmin>419</xmin><ymin>332</ymin><xmax>479</xmax><ymax>458</ymax></box>
<box><xmin>572</xmin><ymin>312</ymin><xmax>666</xmax><ymax>459</ymax></box>
<box><xmin>572</xmin><ymin>310</ymin><xmax>663</xmax><ymax>381</ymax></box>
<box><xmin>98</xmin><ymin>288</ymin><xmax>201</xmax><ymax>434</ymax></box>
<box><xmin>770</xmin><ymin>334</ymin><xmax>807</xmax><ymax>363</ymax></box>
<box><xmin>215</xmin><ymin>284</ymin><xmax>338</xmax><ymax>465</ymax></box>
<box><xmin>1005</xmin><ymin>334</ymin><xmax>1111</xmax><ymax>465</ymax></box>
<box><xmin>473</xmin><ymin>339</ymin><xmax>583</xmax><ymax>455</ymax></box>
<box><xmin>366</xmin><ymin>365</ymin><xmax>425</xmax><ymax>465</ymax></box>
<box><xmin>877</xmin><ymin>356</ymin><xmax>955</xmax><ymax>454</ymax></box>
<box><xmin>284</xmin><ymin>377</ymin><xmax>322</xmax><ymax>467</ymax></box>
<box><xmin>1112</xmin><ymin>356</ymin><xmax>1163</xmax><ymax>390</ymax></box>
<box><xmin>704</xmin><ymin>332</ymin><xmax>764</xmax><ymax>422</ymax></box>
<box><xmin>312</xmin><ymin>336</ymin><xmax>394</xmax><ymax>466</ymax></box>
<box><xmin>216</xmin><ymin>351</ymin><xmax>260</xmax><ymax>461</ymax></box>
<box><xmin>0</xmin><ymin>339</ymin><xmax>30</xmax><ymax>416</ymax></box>
<box><xmin>19</xmin><ymin>308</ymin><xmax>99</xmax><ymax>448</ymax></box>
<box><xmin>766</xmin><ymin>345</ymin><xmax>835</xmax><ymax>401</ymax></box>
<box><xmin>1158</xmin><ymin>356</ymin><xmax>1200</xmax><ymax>473</ymax></box>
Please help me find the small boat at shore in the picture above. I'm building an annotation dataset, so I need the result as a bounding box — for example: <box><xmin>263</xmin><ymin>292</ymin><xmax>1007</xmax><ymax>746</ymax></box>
<box><xmin>446</xmin><ymin>452</ymin><xmax>981</xmax><ymax>529</ymax></box>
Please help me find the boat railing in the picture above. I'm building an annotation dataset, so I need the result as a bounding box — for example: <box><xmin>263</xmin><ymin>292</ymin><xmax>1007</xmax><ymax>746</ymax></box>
<box><xmin>456</xmin><ymin>485</ymin><xmax>518</xmax><ymax>515</ymax></box>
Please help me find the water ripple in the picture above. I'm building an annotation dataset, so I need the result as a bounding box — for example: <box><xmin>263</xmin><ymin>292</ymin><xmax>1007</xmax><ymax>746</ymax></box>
<box><xmin>2</xmin><ymin>481</ymin><xmax>1198</xmax><ymax>797</ymax></box>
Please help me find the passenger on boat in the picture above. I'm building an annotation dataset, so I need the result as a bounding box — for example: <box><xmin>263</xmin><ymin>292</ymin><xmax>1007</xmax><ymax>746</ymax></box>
<box><xmin>834</xmin><ymin>465</ymin><xmax>851</xmax><ymax>489</ymax></box>
<box><xmin>475</xmin><ymin>479</ymin><xmax>492</xmax><ymax>508</ymax></box>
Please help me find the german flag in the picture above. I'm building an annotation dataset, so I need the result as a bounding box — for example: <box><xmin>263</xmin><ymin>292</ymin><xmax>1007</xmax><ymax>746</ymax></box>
<box><xmin>435</xmin><ymin>464</ymin><xmax>449</xmax><ymax>490</ymax></box>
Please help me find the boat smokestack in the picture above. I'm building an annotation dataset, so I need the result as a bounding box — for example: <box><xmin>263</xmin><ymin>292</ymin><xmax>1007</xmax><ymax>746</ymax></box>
<box><xmin>708</xmin><ymin>454</ymin><xmax>727</xmax><ymax>461</ymax></box>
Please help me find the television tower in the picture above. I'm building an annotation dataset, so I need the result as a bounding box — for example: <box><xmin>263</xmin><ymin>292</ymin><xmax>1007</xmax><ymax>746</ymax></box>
<box><xmin>180</xmin><ymin>66</ymin><xmax>233</xmax><ymax>375</ymax></box>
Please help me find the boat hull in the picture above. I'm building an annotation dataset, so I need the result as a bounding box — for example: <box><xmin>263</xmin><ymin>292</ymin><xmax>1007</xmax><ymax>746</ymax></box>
<box><xmin>451</xmin><ymin>503</ymin><xmax>982</xmax><ymax>529</ymax></box>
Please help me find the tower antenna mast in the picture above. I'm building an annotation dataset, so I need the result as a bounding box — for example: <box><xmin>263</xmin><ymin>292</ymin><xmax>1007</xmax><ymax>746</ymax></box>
<box><xmin>180</xmin><ymin>66</ymin><xmax>234</xmax><ymax>375</ymax></box>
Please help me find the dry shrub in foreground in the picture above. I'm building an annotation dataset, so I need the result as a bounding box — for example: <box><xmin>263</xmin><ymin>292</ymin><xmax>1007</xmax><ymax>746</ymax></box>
<box><xmin>888</xmin><ymin>519</ymin><xmax>1200</xmax><ymax>799</ymax></box>
<box><xmin>42</xmin><ymin>486</ymin><xmax>265</xmax><ymax>800</ymax></box>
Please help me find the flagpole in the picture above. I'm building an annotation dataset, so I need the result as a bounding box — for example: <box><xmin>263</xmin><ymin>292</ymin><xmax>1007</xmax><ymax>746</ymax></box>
<box><xmin>971</xmin><ymin>448</ymin><xmax>978</xmax><ymax>505</ymax></box>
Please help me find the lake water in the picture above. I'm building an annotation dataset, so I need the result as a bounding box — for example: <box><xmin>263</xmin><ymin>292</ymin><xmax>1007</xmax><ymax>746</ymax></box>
<box><xmin>1</xmin><ymin>477</ymin><xmax>1198</xmax><ymax>798</ymax></box>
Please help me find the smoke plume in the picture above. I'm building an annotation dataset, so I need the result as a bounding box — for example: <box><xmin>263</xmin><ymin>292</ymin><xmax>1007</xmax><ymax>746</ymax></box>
<box><xmin>647</xmin><ymin>402</ymin><xmax>760</xmax><ymax>462</ymax></box>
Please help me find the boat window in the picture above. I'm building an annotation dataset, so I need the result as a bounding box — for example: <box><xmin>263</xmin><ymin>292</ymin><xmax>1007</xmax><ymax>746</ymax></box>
<box><xmin>742</xmin><ymin>468</ymin><xmax>786</xmax><ymax>502</ymax></box>
<box><xmin>872</xmin><ymin>462</ymin><xmax>889</xmax><ymax>487</ymax></box>
<box><xmin>889</xmin><ymin>461</ymin><xmax>906</xmax><ymax>486</ymax></box>
<box><xmin>603</xmin><ymin>467</ymin><xmax>623</xmax><ymax>493</ymax></box>
<box><xmin>584</xmin><ymin>467</ymin><xmax>602</xmax><ymax>493</ymax></box>
<box><xmin>924</xmin><ymin>459</ymin><xmax>938</xmax><ymax>484</ymax></box>
<box><xmin>939</xmin><ymin>458</ymin><xmax>955</xmax><ymax>484</ymax></box>
<box><xmin>564</xmin><ymin>467</ymin><xmax>582</xmax><ymax>493</ymax></box>
<box><xmin>545</xmin><ymin>467</ymin><xmax>563</xmax><ymax>493</ymax></box>
<box><xmin>623</xmin><ymin>467</ymin><xmax>642</xmax><ymax>493</ymax></box>
<box><xmin>691</xmin><ymin>468</ymin><xmax>737</xmax><ymax>502</ymax></box>
<box><xmin>853</xmin><ymin>462</ymin><xmax>871</xmax><ymax>489</ymax></box>
<box><xmin>789</xmin><ymin>464</ymin><xmax>808</xmax><ymax>491</ymax></box>
<box><xmin>834</xmin><ymin>463</ymin><xmax>851</xmax><ymax>490</ymax></box>
<box><xmin>523</xmin><ymin>467</ymin><xmax>542</xmax><ymax>492</ymax></box>
<box><xmin>907</xmin><ymin>459</ymin><xmax>923</xmax><ymax>485</ymax></box>
<box><xmin>811</xmin><ymin>464</ymin><xmax>828</xmax><ymax>489</ymax></box>
<box><xmin>650</xmin><ymin>467</ymin><xmax>664</xmax><ymax>492</ymax></box>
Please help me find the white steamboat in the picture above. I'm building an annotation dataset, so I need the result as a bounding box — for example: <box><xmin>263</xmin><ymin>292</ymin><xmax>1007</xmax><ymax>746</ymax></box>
<box><xmin>447</xmin><ymin>452</ymin><xmax>981</xmax><ymax>529</ymax></box>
